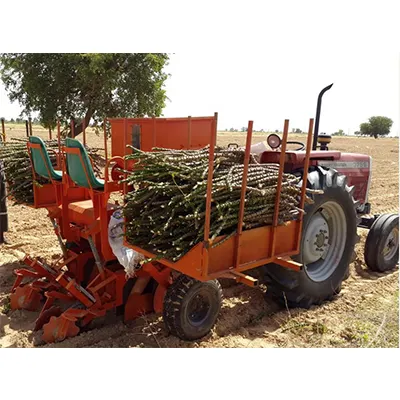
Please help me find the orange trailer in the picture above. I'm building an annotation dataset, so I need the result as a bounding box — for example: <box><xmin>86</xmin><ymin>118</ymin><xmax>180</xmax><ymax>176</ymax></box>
<box><xmin>122</xmin><ymin>118</ymin><xmax>315</xmax><ymax>284</ymax></box>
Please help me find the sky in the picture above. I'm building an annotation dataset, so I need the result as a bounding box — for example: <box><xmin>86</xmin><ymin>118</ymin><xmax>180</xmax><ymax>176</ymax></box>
<box><xmin>1</xmin><ymin>52</ymin><xmax>398</xmax><ymax>136</ymax></box>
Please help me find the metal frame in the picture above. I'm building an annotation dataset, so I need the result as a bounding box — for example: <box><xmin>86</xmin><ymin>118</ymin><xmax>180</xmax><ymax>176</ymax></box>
<box><xmin>123</xmin><ymin>117</ymin><xmax>315</xmax><ymax>284</ymax></box>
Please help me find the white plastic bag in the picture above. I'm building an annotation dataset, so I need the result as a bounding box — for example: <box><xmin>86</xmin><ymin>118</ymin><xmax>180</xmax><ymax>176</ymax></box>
<box><xmin>249</xmin><ymin>141</ymin><xmax>269</xmax><ymax>156</ymax></box>
<box><xmin>237</xmin><ymin>141</ymin><xmax>269</xmax><ymax>161</ymax></box>
<box><xmin>108</xmin><ymin>209</ymin><xmax>144</xmax><ymax>278</ymax></box>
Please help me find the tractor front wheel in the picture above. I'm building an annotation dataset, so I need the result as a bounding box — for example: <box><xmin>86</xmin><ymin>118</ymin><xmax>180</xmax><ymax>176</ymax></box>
<box><xmin>262</xmin><ymin>167</ymin><xmax>359</xmax><ymax>308</ymax></box>
<box><xmin>163</xmin><ymin>275</ymin><xmax>222</xmax><ymax>340</ymax></box>
<box><xmin>364</xmin><ymin>213</ymin><xmax>399</xmax><ymax>272</ymax></box>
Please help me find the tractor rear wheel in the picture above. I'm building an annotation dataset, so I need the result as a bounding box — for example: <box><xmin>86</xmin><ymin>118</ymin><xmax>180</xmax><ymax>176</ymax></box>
<box><xmin>262</xmin><ymin>167</ymin><xmax>359</xmax><ymax>308</ymax></box>
<box><xmin>163</xmin><ymin>275</ymin><xmax>222</xmax><ymax>340</ymax></box>
<box><xmin>364</xmin><ymin>213</ymin><xmax>399</xmax><ymax>272</ymax></box>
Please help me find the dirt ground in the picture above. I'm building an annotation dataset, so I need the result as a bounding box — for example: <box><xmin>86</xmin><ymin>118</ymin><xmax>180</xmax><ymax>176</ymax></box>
<box><xmin>0</xmin><ymin>126</ymin><xmax>398</xmax><ymax>348</ymax></box>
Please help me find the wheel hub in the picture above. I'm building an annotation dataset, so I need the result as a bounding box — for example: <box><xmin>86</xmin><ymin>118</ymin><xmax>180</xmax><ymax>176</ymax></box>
<box><xmin>303</xmin><ymin>213</ymin><xmax>329</xmax><ymax>265</ymax></box>
<box><xmin>302</xmin><ymin>201</ymin><xmax>347</xmax><ymax>282</ymax></box>
<box><xmin>383</xmin><ymin>227</ymin><xmax>399</xmax><ymax>261</ymax></box>
<box><xmin>188</xmin><ymin>293</ymin><xmax>211</xmax><ymax>327</ymax></box>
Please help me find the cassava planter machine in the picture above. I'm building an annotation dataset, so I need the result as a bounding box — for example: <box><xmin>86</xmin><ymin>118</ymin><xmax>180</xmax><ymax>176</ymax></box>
<box><xmin>4</xmin><ymin>85</ymin><xmax>399</xmax><ymax>343</ymax></box>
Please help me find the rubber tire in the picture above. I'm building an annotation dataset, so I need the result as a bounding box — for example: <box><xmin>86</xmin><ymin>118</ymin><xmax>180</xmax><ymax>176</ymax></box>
<box><xmin>163</xmin><ymin>275</ymin><xmax>222</xmax><ymax>341</ymax></box>
<box><xmin>365</xmin><ymin>213</ymin><xmax>399</xmax><ymax>272</ymax></box>
<box><xmin>262</xmin><ymin>167</ymin><xmax>359</xmax><ymax>308</ymax></box>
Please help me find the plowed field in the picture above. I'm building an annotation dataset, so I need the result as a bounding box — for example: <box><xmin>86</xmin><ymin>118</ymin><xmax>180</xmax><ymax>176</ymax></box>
<box><xmin>1</xmin><ymin>127</ymin><xmax>398</xmax><ymax>348</ymax></box>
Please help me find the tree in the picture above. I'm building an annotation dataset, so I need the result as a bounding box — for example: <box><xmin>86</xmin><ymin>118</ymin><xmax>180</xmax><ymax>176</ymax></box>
<box><xmin>0</xmin><ymin>53</ymin><xmax>169</xmax><ymax>136</ymax></box>
<box><xmin>332</xmin><ymin>129</ymin><xmax>345</xmax><ymax>136</ymax></box>
<box><xmin>359</xmin><ymin>116</ymin><xmax>393</xmax><ymax>139</ymax></box>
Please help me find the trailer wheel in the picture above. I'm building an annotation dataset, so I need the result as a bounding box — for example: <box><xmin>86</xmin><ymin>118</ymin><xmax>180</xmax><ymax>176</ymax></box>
<box><xmin>262</xmin><ymin>167</ymin><xmax>359</xmax><ymax>308</ymax></box>
<box><xmin>365</xmin><ymin>214</ymin><xmax>399</xmax><ymax>272</ymax></box>
<box><xmin>163</xmin><ymin>275</ymin><xmax>222</xmax><ymax>341</ymax></box>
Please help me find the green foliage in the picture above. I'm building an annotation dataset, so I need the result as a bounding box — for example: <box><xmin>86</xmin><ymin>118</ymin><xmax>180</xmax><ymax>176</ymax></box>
<box><xmin>332</xmin><ymin>129</ymin><xmax>345</xmax><ymax>136</ymax></box>
<box><xmin>359</xmin><ymin>116</ymin><xmax>393</xmax><ymax>138</ymax></box>
<box><xmin>0</xmin><ymin>53</ymin><xmax>170</xmax><ymax>136</ymax></box>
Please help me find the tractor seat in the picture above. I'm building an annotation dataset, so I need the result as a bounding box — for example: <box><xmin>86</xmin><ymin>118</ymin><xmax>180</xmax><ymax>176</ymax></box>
<box><xmin>68</xmin><ymin>200</ymin><xmax>119</xmax><ymax>226</ymax></box>
<box><xmin>65</xmin><ymin>138</ymin><xmax>104</xmax><ymax>190</ymax></box>
<box><xmin>28</xmin><ymin>136</ymin><xmax>62</xmax><ymax>181</ymax></box>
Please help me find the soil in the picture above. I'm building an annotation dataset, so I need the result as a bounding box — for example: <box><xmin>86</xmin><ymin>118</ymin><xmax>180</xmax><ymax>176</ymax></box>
<box><xmin>0</xmin><ymin>127</ymin><xmax>398</xmax><ymax>348</ymax></box>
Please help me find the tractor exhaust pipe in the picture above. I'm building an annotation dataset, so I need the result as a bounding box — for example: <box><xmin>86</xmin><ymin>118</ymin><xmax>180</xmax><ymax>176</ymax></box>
<box><xmin>313</xmin><ymin>83</ymin><xmax>333</xmax><ymax>150</ymax></box>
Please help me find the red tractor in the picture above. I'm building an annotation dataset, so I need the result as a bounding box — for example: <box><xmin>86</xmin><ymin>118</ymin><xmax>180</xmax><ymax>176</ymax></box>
<box><xmin>251</xmin><ymin>83</ymin><xmax>398</xmax><ymax>308</ymax></box>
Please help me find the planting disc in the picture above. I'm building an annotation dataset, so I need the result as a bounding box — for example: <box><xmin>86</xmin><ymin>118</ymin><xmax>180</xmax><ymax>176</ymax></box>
<box><xmin>34</xmin><ymin>306</ymin><xmax>62</xmax><ymax>331</ymax></box>
<box><xmin>42</xmin><ymin>315</ymin><xmax>80</xmax><ymax>343</ymax></box>
<box><xmin>10</xmin><ymin>285</ymin><xmax>42</xmax><ymax>311</ymax></box>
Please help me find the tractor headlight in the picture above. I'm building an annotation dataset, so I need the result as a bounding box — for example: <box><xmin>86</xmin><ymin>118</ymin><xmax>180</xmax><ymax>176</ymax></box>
<box><xmin>267</xmin><ymin>133</ymin><xmax>281</xmax><ymax>149</ymax></box>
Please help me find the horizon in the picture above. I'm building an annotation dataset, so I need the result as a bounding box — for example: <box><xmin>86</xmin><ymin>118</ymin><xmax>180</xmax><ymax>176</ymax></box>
<box><xmin>1</xmin><ymin>53</ymin><xmax>399</xmax><ymax>137</ymax></box>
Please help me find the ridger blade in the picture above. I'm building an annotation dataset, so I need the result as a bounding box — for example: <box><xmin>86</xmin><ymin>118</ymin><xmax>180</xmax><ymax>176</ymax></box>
<box><xmin>34</xmin><ymin>306</ymin><xmax>62</xmax><ymax>331</ymax></box>
<box><xmin>42</xmin><ymin>315</ymin><xmax>80</xmax><ymax>343</ymax></box>
<box><xmin>10</xmin><ymin>285</ymin><xmax>42</xmax><ymax>311</ymax></box>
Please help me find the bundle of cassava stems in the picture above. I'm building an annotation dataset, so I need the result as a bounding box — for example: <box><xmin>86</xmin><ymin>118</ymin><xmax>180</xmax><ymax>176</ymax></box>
<box><xmin>123</xmin><ymin>146</ymin><xmax>315</xmax><ymax>262</ymax></box>
<box><xmin>0</xmin><ymin>138</ymin><xmax>103</xmax><ymax>204</ymax></box>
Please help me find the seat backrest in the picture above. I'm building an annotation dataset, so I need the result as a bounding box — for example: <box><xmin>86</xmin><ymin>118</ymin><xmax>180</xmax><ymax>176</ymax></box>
<box><xmin>28</xmin><ymin>136</ymin><xmax>61</xmax><ymax>181</ymax></box>
<box><xmin>65</xmin><ymin>138</ymin><xmax>104</xmax><ymax>190</ymax></box>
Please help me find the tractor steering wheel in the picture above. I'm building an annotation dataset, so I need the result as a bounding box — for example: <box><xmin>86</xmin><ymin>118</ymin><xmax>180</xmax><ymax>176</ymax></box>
<box><xmin>286</xmin><ymin>141</ymin><xmax>305</xmax><ymax>151</ymax></box>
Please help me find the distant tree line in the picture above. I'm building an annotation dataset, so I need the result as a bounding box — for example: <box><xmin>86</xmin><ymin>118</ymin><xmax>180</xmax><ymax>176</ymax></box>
<box><xmin>1</xmin><ymin>117</ymin><xmax>41</xmax><ymax>124</ymax></box>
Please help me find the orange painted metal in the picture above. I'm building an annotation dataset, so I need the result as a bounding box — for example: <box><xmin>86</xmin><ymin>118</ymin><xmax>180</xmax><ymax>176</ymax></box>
<box><xmin>153</xmin><ymin>284</ymin><xmax>167</xmax><ymax>313</ymax></box>
<box><xmin>42</xmin><ymin>314</ymin><xmax>80</xmax><ymax>343</ymax></box>
<box><xmin>82</xmin><ymin>121</ymin><xmax>86</xmax><ymax>146</ymax></box>
<box><xmin>109</xmin><ymin>115</ymin><xmax>217</xmax><ymax>156</ymax></box>
<box><xmin>203</xmin><ymin>114</ymin><xmax>217</xmax><ymax>243</ymax></box>
<box><xmin>57</xmin><ymin>120</ymin><xmax>61</xmax><ymax>156</ymax></box>
<box><xmin>202</xmin><ymin>113</ymin><xmax>218</xmax><ymax>278</ymax></box>
<box><xmin>10</xmin><ymin>285</ymin><xmax>42</xmax><ymax>311</ymax></box>
<box><xmin>274</xmin><ymin>257</ymin><xmax>303</xmax><ymax>272</ymax></box>
<box><xmin>234</xmin><ymin>120</ymin><xmax>253</xmax><ymax>268</ymax></box>
<box><xmin>1</xmin><ymin>118</ymin><xmax>6</xmax><ymax>141</ymax></box>
<box><xmin>103</xmin><ymin>118</ymin><xmax>108</xmax><ymax>164</ymax></box>
<box><xmin>270</xmin><ymin>119</ymin><xmax>290</xmax><ymax>258</ymax></box>
<box><xmin>124</xmin><ymin>293</ymin><xmax>154</xmax><ymax>321</ymax></box>
<box><xmin>70</xmin><ymin>119</ymin><xmax>75</xmax><ymax>138</ymax></box>
<box><xmin>225</xmin><ymin>271</ymin><xmax>258</xmax><ymax>287</ymax></box>
<box><xmin>295</xmin><ymin>118</ymin><xmax>314</xmax><ymax>253</ymax></box>
<box><xmin>35</xmin><ymin>306</ymin><xmax>62</xmax><ymax>331</ymax></box>
<box><xmin>187</xmin><ymin>116</ymin><xmax>192</xmax><ymax>147</ymax></box>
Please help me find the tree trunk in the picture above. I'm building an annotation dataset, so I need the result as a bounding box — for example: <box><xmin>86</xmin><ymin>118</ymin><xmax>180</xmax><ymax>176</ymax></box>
<box><xmin>72</xmin><ymin>108</ymin><xmax>94</xmax><ymax>138</ymax></box>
